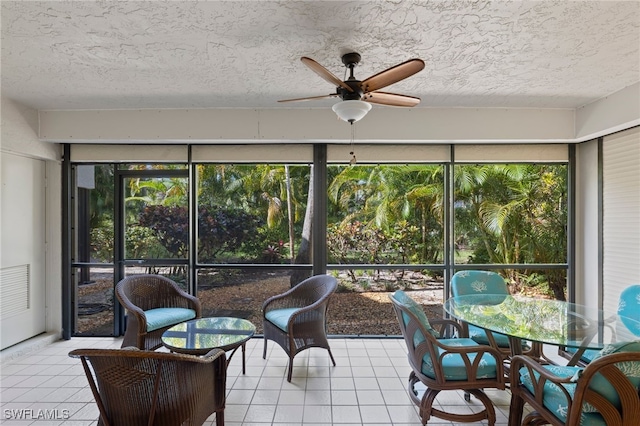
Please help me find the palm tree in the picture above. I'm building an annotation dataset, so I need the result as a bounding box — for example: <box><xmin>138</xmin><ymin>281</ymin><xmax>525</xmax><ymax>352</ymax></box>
<box><xmin>455</xmin><ymin>164</ymin><xmax>567</xmax><ymax>299</ymax></box>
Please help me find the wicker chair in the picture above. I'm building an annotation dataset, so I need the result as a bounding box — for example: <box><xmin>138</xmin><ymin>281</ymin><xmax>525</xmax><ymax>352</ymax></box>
<box><xmin>509</xmin><ymin>341</ymin><xmax>640</xmax><ymax>426</ymax></box>
<box><xmin>116</xmin><ymin>274</ymin><xmax>201</xmax><ymax>350</ymax></box>
<box><xmin>262</xmin><ymin>274</ymin><xmax>337</xmax><ymax>382</ymax></box>
<box><xmin>69</xmin><ymin>347</ymin><xmax>227</xmax><ymax>426</ymax></box>
<box><xmin>389</xmin><ymin>290</ymin><xmax>506</xmax><ymax>425</ymax></box>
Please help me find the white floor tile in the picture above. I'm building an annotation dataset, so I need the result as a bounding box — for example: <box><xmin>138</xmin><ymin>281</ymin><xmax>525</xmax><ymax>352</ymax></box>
<box><xmin>0</xmin><ymin>336</ymin><xmax>520</xmax><ymax>425</ymax></box>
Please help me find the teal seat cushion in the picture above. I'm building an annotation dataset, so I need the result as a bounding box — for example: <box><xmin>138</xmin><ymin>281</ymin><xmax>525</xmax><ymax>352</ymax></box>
<box><xmin>564</xmin><ymin>346</ymin><xmax>600</xmax><ymax>364</ymax></box>
<box><xmin>467</xmin><ymin>324</ymin><xmax>511</xmax><ymax>347</ymax></box>
<box><xmin>421</xmin><ymin>337</ymin><xmax>499</xmax><ymax>381</ymax></box>
<box><xmin>144</xmin><ymin>307</ymin><xmax>196</xmax><ymax>332</ymax></box>
<box><xmin>265</xmin><ymin>308</ymin><xmax>300</xmax><ymax>332</ymax></box>
<box><xmin>520</xmin><ymin>340</ymin><xmax>640</xmax><ymax>424</ymax></box>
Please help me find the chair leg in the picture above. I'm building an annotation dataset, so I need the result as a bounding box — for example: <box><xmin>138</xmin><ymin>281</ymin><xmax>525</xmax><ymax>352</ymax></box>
<box><xmin>287</xmin><ymin>356</ymin><xmax>294</xmax><ymax>382</ymax></box>
<box><xmin>327</xmin><ymin>347</ymin><xmax>336</xmax><ymax>366</ymax></box>
<box><xmin>262</xmin><ymin>336</ymin><xmax>267</xmax><ymax>360</ymax></box>
<box><xmin>216</xmin><ymin>410</ymin><xmax>224</xmax><ymax>426</ymax></box>
<box><xmin>508</xmin><ymin>390</ymin><xmax>525</xmax><ymax>426</ymax></box>
<box><xmin>419</xmin><ymin>387</ymin><xmax>440</xmax><ymax>425</ymax></box>
<box><xmin>523</xmin><ymin>412</ymin><xmax>548</xmax><ymax>426</ymax></box>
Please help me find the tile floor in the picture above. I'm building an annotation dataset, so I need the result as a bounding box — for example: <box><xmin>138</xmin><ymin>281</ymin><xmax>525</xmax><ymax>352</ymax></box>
<box><xmin>0</xmin><ymin>336</ymin><xmax>529</xmax><ymax>425</ymax></box>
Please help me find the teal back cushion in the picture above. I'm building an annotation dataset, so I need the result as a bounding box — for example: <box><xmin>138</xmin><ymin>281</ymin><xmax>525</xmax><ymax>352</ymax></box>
<box><xmin>451</xmin><ymin>270</ymin><xmax>508</xmax><ymax>296</ymax></box>
<box><xmin>618</xmin><ymin>285</ymin><xmax>640</xmax><ymax>337</ymax></box>
<box><xmin>391</xmin><ymin>290</ymin><xmax>439</xmax><ymax>345</ymax></box>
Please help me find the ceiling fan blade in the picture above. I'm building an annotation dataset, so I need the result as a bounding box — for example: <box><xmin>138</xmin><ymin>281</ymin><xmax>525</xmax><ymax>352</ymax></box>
<box><xmin>277</xmin><ymin>94</ymin><xmax>338</xmax><ymax>103</ymax></box>
<box><xmin>364</xmin><ymin>91</ymin><xmax>421</xmax><ymax>107</ymax></box>
<box><xmin>360</xmin><ymin>59</ymin><xmax>425</xmax><ymax>93</ymax></box>
<box><xmin>301</xmin><ymin>57</ymin><xmax>354</xmax><ymax>92</ymax></box>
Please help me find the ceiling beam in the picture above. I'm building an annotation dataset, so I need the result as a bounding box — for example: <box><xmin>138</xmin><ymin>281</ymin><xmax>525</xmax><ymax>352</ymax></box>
<box><xmin>35</xmin><ymin>83</ymin><xmax>640</xmax><ymax>144</ymax></box>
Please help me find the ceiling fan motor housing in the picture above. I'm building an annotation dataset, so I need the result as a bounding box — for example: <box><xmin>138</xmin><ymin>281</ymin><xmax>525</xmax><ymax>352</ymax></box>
<box><xmin>339</xmin><ymin>80</ymin><xmax>363</xmax><ymax>100</ymax></box>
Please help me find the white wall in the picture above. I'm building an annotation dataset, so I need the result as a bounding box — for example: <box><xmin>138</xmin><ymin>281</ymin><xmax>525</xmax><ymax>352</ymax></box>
<box><xmin>1</xmin><ymin>96</ymin><xmax>62</xmax><ymax>347</ymax></box>
<box><xmin>39</xmin><ymin>107</ymin><xmax>576</xmax><ymax>144</ymax></box>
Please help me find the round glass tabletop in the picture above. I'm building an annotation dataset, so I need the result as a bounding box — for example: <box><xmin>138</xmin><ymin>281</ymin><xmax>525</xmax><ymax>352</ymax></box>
<box><xmin>161</xmin><ymin>316</ymin><xmax>256</xmax><ymax>355</ymax></box>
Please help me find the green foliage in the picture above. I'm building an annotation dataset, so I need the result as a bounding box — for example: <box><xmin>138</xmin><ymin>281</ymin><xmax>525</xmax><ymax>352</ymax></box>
<box><xmin>383</xmin><ymin>281</ymin><xmax>397</xmax><ymax>292</ymax></box>
<box><xmin>454</xmin><ymin>164</ymin><xmax>568</xmax><ymax>299</ymax></box>
<box><xmin>336</xmin><ymin>281</ymin><xmax>357</xmax><ymax>293</ymax></box>
<box><xmin>197</xmin><ymin>206</ymin><xmax>263</xmax><ymax>262</ymax></box>
<box><xmin>138</xmin><ymin>205</ymin><xmax>189</xmax><ymax>257</ymax></box>
<box><xmin>84</xmin><ymin>162</ymin><xmax>568</xmax><ymax>299</ymax></box>
<box><xmin>125</xmin><ymin>225</ymin><xmax>168</xmax><ymax>259</ymax></box>
<box><xmin>327</xmin><ymin>220</ymin><xmax>433</xmax><ymax>267</ymax></box>
<box><xmin>241</xmin><ymin>225</ymin><xmax>291</xmax><ymax>264</ymax></box>
<box><xmin>90</xmin><ymin>225</ymin><xmax>113</xmax><ymax>262</ymax></box>
<box><xmin>135</xmin><ymin>205</ymin><xmax>263</xmax><ymax>262</ymax></box>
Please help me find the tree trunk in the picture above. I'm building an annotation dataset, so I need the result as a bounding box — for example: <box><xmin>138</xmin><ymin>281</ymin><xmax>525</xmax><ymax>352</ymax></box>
<box><xmin>290</xmin><ymin>166</ymin><xmax>313</xmax><ymax>287</ymax></box>
<box><xmin>285</xmin><ymin>165</ymin><xmax>295</xmax><ymax>262</ymax></box>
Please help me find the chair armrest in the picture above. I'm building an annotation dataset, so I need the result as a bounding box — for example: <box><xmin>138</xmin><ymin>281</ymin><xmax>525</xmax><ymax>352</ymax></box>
<box><xmin>121</xmin><ymin>303</ymin><xmax>149</xmax><ymax>332</ymax></box>
<box><xmin>201</xmin><ymin>348</ymin><xmax>226</xmax><ymax>362</ymax></box>
<box><xmin>510</xmin><ymin>354</ymin><xmax>576</xmax><ymax>408</ymax></box>
<box><xmin>511</xmin><ymin>354</ymin><xmax>575</xmax><ymax>385</ymax></box>
<box><xmin>433</xmin><ymin>337</ymin><xmax>504</xmax><ymax>359</ymax></box>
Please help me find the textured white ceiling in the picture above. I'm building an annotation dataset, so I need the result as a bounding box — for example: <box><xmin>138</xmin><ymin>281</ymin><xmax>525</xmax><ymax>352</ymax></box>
<box><xmin>1</xmin><ymin>1</ymin><xmax>639</xmax><ymax>111</ymax></box>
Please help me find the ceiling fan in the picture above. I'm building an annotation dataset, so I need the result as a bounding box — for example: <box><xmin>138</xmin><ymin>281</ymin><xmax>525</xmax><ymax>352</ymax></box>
<box><xmin>278</xmin><ymin>52</ymin><xmax>425</xmax><ymax>123</ymax></box>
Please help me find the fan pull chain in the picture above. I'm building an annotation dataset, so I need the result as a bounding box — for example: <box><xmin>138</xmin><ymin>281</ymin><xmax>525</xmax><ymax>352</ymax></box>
<box><xmin>349</xmin><ymin>123</ymin><xmax>357</xmax><ymax>165</ymax></box>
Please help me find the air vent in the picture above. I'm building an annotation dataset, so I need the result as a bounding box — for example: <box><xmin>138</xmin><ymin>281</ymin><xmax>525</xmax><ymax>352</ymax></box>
<box><xmin>1</xmin><ymin>264</ymin><xmax>30</xmax><ymax>318</ymax></box>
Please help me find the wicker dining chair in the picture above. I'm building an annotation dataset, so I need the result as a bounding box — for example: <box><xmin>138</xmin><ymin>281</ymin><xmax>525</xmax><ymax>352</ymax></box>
<box><xmin>262</xmin><ymin>274</ymin><xmax>337</xmax><ymax>382</ymax></box>
<box><xmin>69</xmin><ymin>347</ymin><xmax>227</xmax><ymax>426</ymax></box>
<box><xmin>389</xmin><ymin>290</ymin><xmax>506</xmax><ymax>425</ymax></box>
<box><xmin>116</xmin><ymin>274</ymin><xmax>202</xmax><ymax>350</ymax></box>
<box><xmin>509</xmin><ymin>341</ymin><xmax>640</xmax><ymax>426</ymax></box>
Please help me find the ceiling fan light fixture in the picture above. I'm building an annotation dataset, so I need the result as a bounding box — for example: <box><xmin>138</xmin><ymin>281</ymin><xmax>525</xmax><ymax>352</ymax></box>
<box><xmin>332</xmin><ymin>100</ymin><xmax>372</xmax><ymax>123</ymax></box>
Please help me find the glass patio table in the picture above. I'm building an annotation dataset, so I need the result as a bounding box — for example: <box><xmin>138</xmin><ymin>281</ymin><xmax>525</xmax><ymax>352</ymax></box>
<box><xmin>162</xmin><ymin>317</ymin><xmax>256</xmax><ymax>374</ymax></box>
<box><xmin>444</xmin><ymin>294</ymin><xmax>640</xmax><ymax>365</ymax></box>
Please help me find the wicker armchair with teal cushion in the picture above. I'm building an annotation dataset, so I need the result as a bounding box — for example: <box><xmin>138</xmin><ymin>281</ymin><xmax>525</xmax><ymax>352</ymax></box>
<box><xmin>509</xmin><ymin>340</ymin><xmax>640</xmax><ymax>426</ymax></box>
<box><xmin>451</xmin><ymin>270</ymin><xmax>539</xmax><ymax>359</ymax></box>
<box><xmin>116</xmin><ymin>274</ymin><xmax>202</xmax><ymax>351</ymax></box>
<box><xmin>389</xmin><ymin>290</ymin><xmax>506</xmax><ymax>425</ymax></box>
<box><xmin>563</xmin><ymin>284</ymin><xmax>640</xmax><ymax>366</ymax></box>
<box><xmin>262</xmin><ymin>274</ymin><xmax>337</xmax><ymax>382</ymax></box>
<box><xmin>69</xmin><ymin>347</ymin><xmax>227</xmax><ymax>426</ymax></box>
